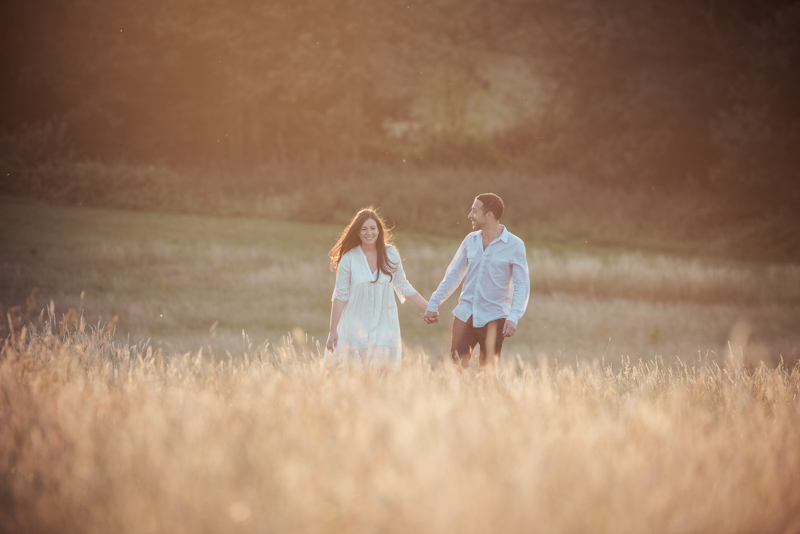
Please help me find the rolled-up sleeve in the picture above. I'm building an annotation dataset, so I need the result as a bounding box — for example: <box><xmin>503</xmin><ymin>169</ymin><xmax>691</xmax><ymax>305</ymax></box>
<box><xmin>506</xmin><ymin>242</ymin><xmax>530</xmax><ymax>325</ymax></box>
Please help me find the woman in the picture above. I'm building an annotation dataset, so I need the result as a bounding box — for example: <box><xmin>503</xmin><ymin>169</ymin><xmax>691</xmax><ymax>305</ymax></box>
<box><xmin>325</xmin><ymin>208</ymin><xmax>429</xmax><ymax>365</ymax></box>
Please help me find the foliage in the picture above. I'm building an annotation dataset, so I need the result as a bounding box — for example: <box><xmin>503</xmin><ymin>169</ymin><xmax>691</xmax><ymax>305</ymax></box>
<box><xmin>710</xmin><ymin>2</ymin><xmax>800</xmax><ymax>213</ymax></box>
<box><xmin>1</xmin><ymin>0</ymin><xmax>798</xmax><ymax>254</ymax></box>
<box><xmin>0</xmin><ymin>116</ymin><xmax>72</xmax><ymax>168</ymax></box>
<box><xmin>2</xmin><ymin>1</ymin><xmax>799</xmax><ymax>181</ymax></box>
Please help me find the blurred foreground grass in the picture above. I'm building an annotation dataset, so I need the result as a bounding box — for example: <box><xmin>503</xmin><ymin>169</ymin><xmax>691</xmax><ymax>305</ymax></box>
<box><xmin>1</xmin><ymin>196</ymin><xmax>798</xmax><ymax>363</ymax></box>
<box><xmin>2</xmin><ymin>320</ymin><xmax>799</xmax><ymax>533</ymax></box>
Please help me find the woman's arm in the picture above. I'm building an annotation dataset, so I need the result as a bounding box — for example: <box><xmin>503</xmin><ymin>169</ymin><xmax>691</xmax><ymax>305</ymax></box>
<box><xmin>404</xmin><ymin>292</ymin><xmax>429</xmax><ymax>311</ymax></box>
<box><xmin>327</xmin><ymin>254</ymin><xmax>351</xmax><ymax>352</ymax></box>
<box><xmin>388</xmin><ymin>246</ymin><xmax>426</xmax><ymax>309</ymax></box>
<box><xmin>326</xmin><ymin>299</ymin><xmax>346</xmax><ymax>351</ymax></box>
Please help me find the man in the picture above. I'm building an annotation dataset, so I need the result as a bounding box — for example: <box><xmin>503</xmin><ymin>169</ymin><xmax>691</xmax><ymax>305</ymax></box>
<box><xmin>423</xmin><ymin>193</ymin><xmax>530</xmax><ymax>368</ymax></box>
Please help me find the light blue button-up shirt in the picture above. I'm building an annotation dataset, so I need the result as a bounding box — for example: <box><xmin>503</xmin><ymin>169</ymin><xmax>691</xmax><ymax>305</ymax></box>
<box><xmin>427</xmin><ymin>226</ymin><xmax>530</xmax><ymax>327</ymax></box>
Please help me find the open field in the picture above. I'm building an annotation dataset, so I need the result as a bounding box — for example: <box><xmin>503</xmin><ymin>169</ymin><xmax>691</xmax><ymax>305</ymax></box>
<box><xmin>3</xmin><ymin>1</ymin><xmax>799</xmax><ymax>529</ymax></box>
<box><xmin>2</xmin><ymin>196</ymin><xmax>800</xmax><ymax>532</ymax></box>
<box><xmin>1</xmin><ymin>196</ymin><xmax>799</xmax><ymax>364</ymax></box>
<box><xmin>2</xmin><ymin>321</ymin><xmax>800</xmax><ymax>533</ymax></box>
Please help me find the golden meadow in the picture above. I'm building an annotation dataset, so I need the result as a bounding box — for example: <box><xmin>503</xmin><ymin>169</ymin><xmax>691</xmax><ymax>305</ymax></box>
<box><xmin>1</xmin><ymin>197</ymin><xmax>800</xmax><ymax>532</ymax></box>
<box><xmin>2</xmin><ymin>313</ymin><xmax>800</xmax><ymax>533</ymax></box>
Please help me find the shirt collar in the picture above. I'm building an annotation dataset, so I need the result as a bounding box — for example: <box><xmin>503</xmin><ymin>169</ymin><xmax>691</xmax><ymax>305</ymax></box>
<box><xmin>479</xmin><ymin>225</ymin><xmax>509</xmax><ymax>244</ymax></box>
<box><xmin>498</xmin><ymin>225</ymin><xmax>509</xmax><ymax>242</ymax></box>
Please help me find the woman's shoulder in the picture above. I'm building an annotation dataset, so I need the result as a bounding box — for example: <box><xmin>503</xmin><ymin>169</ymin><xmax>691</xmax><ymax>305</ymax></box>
<box><xmin>337</xmin><ymin>247</ymin><xmax>359</xmax><ymax>266</ymax></box>
<box><xmin>385</xmin><ymin>244</ymin><xmax>400</xmax><ymax>258</ymax></box>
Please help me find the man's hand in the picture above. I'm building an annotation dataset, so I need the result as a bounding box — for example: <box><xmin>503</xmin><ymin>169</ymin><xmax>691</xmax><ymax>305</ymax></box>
<box><xmin>423</xmin><ymin>310</ymin><xmax>439</xmax><ymax>324</ymax></box>
<box><xmin>502</xmin><ymin>320</ymin><xmax>517</xmax><ymax>337</ymax></box>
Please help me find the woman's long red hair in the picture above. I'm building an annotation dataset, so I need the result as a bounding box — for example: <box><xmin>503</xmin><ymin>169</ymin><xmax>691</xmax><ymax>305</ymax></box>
<box><xmin>328</xmin><ymin>208</ymin><xmax>397</xmax><ymax>282</ymax></box>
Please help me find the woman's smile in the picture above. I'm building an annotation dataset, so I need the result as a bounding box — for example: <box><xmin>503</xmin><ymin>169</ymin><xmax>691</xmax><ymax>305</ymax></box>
<box><xmin>359</xmin><ymin>220</ymin><xmax>379</xmax><ymax>245</ymax></box>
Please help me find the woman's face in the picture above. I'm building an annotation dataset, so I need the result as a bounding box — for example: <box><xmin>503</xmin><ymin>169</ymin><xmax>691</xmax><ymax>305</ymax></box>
<box><xmin>359</xmin><ymin>218</ymin><xmax>379</xmax><ymax>247</ymax></box>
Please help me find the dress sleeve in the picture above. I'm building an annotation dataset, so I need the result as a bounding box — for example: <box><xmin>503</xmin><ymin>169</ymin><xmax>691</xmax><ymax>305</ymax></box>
<box><xmin>331</xmin><ymin>253</ymin><xmax>351</xmax><ymax>302</ymax></box>
<box><xmin>388</xmin><ymin>246</ymin><xmax>417</xmax><ymax>303</ymax></box>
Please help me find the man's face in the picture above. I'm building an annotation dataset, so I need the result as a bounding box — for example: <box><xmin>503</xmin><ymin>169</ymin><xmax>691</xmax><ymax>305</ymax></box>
<box><xmin>469</xmin><ymin>199</ymin><xmax>488</xmax><ymax>231</ymax></box>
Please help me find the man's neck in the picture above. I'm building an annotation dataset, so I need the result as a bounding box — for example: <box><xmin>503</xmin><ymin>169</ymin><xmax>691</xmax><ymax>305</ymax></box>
<box><xmin>481</xmin><ymin>222</ymin><xmax>503</xmax><ymax>245</ymax></box>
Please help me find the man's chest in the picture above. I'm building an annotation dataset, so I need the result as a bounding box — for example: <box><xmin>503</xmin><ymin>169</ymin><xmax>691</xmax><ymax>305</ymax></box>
<box><xmin>466</xmin><ymin>241</ymin><xmax>512</xmax><ymax>268</ymax></box>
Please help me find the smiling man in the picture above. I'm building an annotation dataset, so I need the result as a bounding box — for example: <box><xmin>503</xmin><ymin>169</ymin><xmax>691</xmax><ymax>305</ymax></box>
<box><xmin>423</xmin><ymin>193</ymin><xmax>530</xmax><ymax>368</ymax></box>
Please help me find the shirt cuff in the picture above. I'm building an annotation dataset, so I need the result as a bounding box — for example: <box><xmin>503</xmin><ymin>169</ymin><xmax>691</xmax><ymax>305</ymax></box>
<box><xmin>426</xmin><ymin>302</ymin><xmax>439</xmax><ymax>313</ymax></box>
<box><xmin>506</xmin><ymin>314</ymin><xmax>519</xmax><ymax>325</ymax></box>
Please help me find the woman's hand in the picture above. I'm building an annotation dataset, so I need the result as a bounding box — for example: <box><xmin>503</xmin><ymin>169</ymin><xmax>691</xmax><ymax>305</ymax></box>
<box><xmin>327</xmin><ymin>300</ymin><xmax>345</xmax><ymax>352</ymax></box>
<box><xmin>326</xmin><ymin>331</ymin><xmax>338</xmax><ymax>352</ymax></box>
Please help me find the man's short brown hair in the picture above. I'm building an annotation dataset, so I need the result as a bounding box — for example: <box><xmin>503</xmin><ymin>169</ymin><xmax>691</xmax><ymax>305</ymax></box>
<box><xmin>476</xmin><ymin>193</ymin><xmax>504</xmax><ymax>220</ymax></box>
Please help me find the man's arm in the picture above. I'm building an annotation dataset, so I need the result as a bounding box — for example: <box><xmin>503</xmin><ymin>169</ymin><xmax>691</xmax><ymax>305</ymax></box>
<box><xmin>503</xmin><ymin>241</ymin><xmax>530</xmax><ymax>337</ymax></box>
<box><xmin>423</xmin><ymin>238</ymin><xmax>470</xmax><ymax>323</ymax></box>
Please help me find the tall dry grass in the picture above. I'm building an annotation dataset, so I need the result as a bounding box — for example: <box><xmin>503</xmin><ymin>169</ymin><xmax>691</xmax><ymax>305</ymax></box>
<box><xmin>2</xmin><ymin>311</ymin><xmax>800</xmax><ymax>534</ymax></box>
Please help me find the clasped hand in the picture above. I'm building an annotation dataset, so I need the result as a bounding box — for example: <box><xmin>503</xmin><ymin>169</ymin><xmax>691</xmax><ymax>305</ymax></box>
<box><xmin>422</xmin><ymin>310</ymin><xmax>439</xmax><ymax>324</ymax></box>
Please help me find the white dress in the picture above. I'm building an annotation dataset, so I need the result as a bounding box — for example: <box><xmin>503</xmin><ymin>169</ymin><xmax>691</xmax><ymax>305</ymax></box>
<box><xmin>328</xmin><ymin>245</ymin><xmax>418</xmax><ymax>366</ymax></box>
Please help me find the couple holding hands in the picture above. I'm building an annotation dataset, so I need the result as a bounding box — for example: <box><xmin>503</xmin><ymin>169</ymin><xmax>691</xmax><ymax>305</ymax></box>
<box><xmin>325</xmin><ymin>193</ymin><xmax>530</xmax><ymax>368</ymax></box>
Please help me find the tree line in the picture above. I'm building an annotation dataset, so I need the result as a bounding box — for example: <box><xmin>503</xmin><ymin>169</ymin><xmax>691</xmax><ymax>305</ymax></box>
<box><xmin>1</xmin><ymin>0</ymin><xmax>798</xmax><ymax>220</ymax></box>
